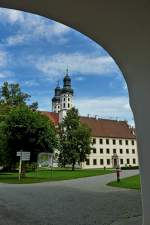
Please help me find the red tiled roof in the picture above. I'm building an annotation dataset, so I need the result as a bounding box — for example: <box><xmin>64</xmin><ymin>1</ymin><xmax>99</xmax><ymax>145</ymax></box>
<box><xmin>41</xmin><ymin>111</ymin><xmax>135</xmax><ymax>139</ymax></box>
<box><xmin>80</xmin><ymin>116</ymin><xmax>136</xmax><ymax>139</ymax></box>
<box><xmin>41</xmin><ymin>111</ymin><xmax>59</xmax><ymax>125</ymax></box>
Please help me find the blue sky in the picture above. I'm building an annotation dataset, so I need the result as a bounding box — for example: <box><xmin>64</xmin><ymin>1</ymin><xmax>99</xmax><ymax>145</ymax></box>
<box><xmin>0</xmin><ymin>8</ymin><xmax>134</xmax><ymax>125</ymax></box>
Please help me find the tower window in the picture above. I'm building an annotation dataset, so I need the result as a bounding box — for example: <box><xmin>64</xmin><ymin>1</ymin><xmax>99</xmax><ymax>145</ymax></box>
<box><xmin>127</xmin><ymin>158</ymin><xmax>130</xmax><ymax>164</ymax></box>
<box><xmin>107</xmin><ymin>159</ymin><xmax>110</xmax><ymax>165</ymax></box>
<box><xmin>125</xmin><ymin>140</ymin><xmax>128</xmax><ymax>145</ymax></box>
<box><xmin>99</xmin><ymin>138</ymin><xmax>103</xmax><ymax>144</ymax></box>
<box><xmin>113</xmin><ymin>149</ymin><xmax>116</xmax><ymax>154</ymax></box>
<box><xmin>68</xmin><ymin>98</ymin><xmax>70</xmax><ymax>101</ymax></box>
<box><xmin>92</xmin><ymin>138</ymin><xmax>96</xmax><ymax>144</ymax></box>
<box><xmin>68</xmin><ymin>103</ymin><xmax>70</xmax><ymax>108</ymax></box>
<box><xmin>120</xmin><ymin>159</ymin><xmax>124</xmax><ymax>164</ymax></box>
<box><xmin>63</xmin><ymin>103</ymin><xmax>65</xmax><ymax>108</ymax></box>
<box><xmin>86</xmin><ymin>159</ymin><xmax>90</xmax><ymax>165</ymax></box>
<box><xmin>64</xmin><ymin>98</ymin><xmax>65</xmax><ymax>101</ymax></box>
<box><xmin>100</xmin><ymin>148</ymin><xmax>103</xmax><ymax>154</ymax></box>
<box><xmin>120</xmin><ymin>149</ymin><xmax>123</xmax><ymax>154</ymax></box>
<box><xmin>93</xmin><ymin>159</ymin><xmax>97</xmax><ymax>165</ymax></box>
<box><xmin>93</xmin><ymin>148</ymin><xmax>96</xmax><ymax>153</ymax></box>
<box><xmin>113</xmin><ymin>139</ymin><xmax>116</xmax><ymax>145</ymax></box>
<box><xmin>119</xmin><ymin>140</ymin><xmax>122</xmax><ymax>145</ymax></box>
<box><xmin>106</xmin><ymin>139</ymin><xmax>109</xmax><ymax>144</ymax></box>
<box><xmin>100</xmin><ymin>159</ymin><xmax>104</xmax><ymax>165</ymax></box>
<box><xmin>133</xmin><ymin>158</ymin><xmax>136</xmax><ymax>164</ymax></box>
<box><xmin>106</xmin><ymin>148</ymin><xmax>110</xmax><ymax>154</ymax></box>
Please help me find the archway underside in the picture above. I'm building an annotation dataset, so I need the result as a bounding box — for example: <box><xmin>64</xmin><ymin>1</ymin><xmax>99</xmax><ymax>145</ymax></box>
<box><xmin>0</xmin><ymin>1</ymin><xmax>150</xmax><ymax>225</ymax></box>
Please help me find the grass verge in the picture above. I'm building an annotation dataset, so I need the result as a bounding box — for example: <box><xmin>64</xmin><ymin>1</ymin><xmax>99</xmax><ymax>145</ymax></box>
<box><xmin>107</xmin><ymin>175</ymin><xmax>140</xmax><ymax>190</ymax></box>
<box><xmin>0</xmin><ymin>168</ymin><xmax>114</xmax><ymax>184</ymax></box>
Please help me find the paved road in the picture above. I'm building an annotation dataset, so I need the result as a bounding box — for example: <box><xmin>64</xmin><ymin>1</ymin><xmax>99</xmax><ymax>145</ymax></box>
<box><xmin>0</xmin><ymin>170</ymin><xmax>142</xmax><ymax>225</ymax></box>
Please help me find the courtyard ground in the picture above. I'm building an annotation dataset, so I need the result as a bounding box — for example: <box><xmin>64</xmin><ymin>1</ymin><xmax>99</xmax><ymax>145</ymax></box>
<box><xmin>0</xmin><ymin>170</ymin><xmax>141</xmax><ymax>225</ymax></box>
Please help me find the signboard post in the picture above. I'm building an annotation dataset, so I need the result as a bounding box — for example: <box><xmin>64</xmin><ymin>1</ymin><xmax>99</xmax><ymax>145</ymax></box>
<box><xmin>18</xmin><ymin>150</ymin><xmax>22</xmax><ymax>181</ymax></box>
<box><xmin>50</xmin><ymin>153</ymin><xmax>53</xmax><ymax>176</ymax></box>
<box><xmin>17</xmin><ymin>151</ymin><xmax>31</xmax><ymax>181</ymax></box>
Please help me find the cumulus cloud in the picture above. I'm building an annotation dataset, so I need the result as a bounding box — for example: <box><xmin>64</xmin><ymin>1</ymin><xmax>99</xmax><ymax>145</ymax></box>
<box><xmin>75</xmin><ymin>76</ymin><xmax>85</xmax><ymax>81</ymax></box>
<box><xmin>0</xmin><ymin>50</ymin><xmax>8</xmax><ymax>67</ymax></box>
<box><xmin>0</xmin><ymin>9</ymin><xmax>24</xmax><ymax>24</ymax></box>
<box><xmin>23</xmin><ymin>80</ymin><xmax>40</xmax><ymax>87</ymax></box>
<box><xmin>32</xmin><ymin>53</ymin><xmax>120</xmax><ymax>80</ymax></box>
<box><xmin>6</xmin><ymin>34</ymin><xmax>26</xmax><ymax>46</ymax></box>
<box><xmin>0</xmin><ymin>8</ymin><xmax>70</xmax><ymax>46</ymax></box>
<box><xmin>74</xmin><ymin>96</ymin><xmax>134</xmax><ymax>123</ymax></box>
<box><xmin>0</xmin><ymin>70</ymin><xmax>14</xmax><ymax>79</ymax></box>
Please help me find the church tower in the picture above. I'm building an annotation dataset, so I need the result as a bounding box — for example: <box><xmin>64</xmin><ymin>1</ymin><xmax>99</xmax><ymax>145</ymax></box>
<box><xmin>59</xmin><ymin>69</ymin><xmax>74</xmax><ymax>123</ymax></box>
<box><xmin>52</xmin><ymin>82</ymin><xmax>61</xmax><ymax>113</ymax></box>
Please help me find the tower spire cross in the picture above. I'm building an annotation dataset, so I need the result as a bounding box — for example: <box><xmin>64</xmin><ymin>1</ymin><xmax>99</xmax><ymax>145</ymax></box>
<box><xmin>66</xmin><ymin>66</ymin><xmax>69</xmax><ymax>75</ymax></box>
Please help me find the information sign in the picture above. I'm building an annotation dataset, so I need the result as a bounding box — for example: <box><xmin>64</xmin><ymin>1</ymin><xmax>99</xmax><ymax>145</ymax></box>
<box><xmin>17</xmin><ymin>151</ymin><xmax>31</xmax><ymax>161</ymax></box>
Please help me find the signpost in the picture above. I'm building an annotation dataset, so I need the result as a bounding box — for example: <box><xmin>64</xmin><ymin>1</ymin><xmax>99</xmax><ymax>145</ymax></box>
<box><xmin>17</xmin><ymin>151</ymin><xmax>31</xmax><ymax>180</ymax></box>
<box><xmin>49</xmin><ymin>153</ymin><xmax>54</xmax><ymax>176</ymax></box>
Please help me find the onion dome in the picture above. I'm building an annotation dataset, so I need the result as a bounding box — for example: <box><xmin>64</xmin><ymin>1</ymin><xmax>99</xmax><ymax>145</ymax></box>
<box><xmin>55</xmin><ymin>85</ymin><xmax>61</xmax><ymax>97</ymax></box>
<box><xmin>61</xmin><ymin>69</ymin><xmax>74</xmax><ymax>95</ymax></box>
<box><xmin>52</xmin><ymin>96</ymin><xmax>60</xmax><ymax>102</ymax></box>
<box><xmin>52</xmin><ymin>83</ymin><xmax>61</xmax><ymax>102</ymax></box>
<box><xmin>64</xmin><ymin>73</ymin><xmax>71</xmax><ymax>85</ymax></box>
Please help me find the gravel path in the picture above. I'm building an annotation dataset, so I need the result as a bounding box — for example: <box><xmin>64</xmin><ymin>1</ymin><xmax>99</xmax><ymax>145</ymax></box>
<box><xmin>0</xmin><ymin>170</ymin><xmax>142</xmax><ymax>225</ymax></box>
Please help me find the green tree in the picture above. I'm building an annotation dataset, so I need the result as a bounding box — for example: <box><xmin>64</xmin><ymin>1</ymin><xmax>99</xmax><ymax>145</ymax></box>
<box><xmin>0</xmin><ymin>106</ymin><xmax>58</xmax><ymax>170</ymax></box>
<box><xmin>59</xmin><ymin>107</ymin><xmax>91</xmax><ymax>170</ymax></box>
<box><xmin>0</xmin><ymin>82</ymin><xmax>38</xmax><ymax>111</ymax></box>
<box><xmin>0</xmin><ymin>104</ymin><xmax>11</xmax><ymax>122</ymax></box>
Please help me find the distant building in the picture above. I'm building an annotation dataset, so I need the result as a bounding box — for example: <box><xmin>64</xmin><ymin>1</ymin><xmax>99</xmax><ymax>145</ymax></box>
<box><xmin>42</xmin><ymin>71</ymin><xmax>138</xmax><ymax>169</ymax></box>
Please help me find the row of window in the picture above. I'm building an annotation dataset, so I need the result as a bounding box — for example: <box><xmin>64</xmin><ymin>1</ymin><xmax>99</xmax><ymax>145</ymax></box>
<box><xmin>92</xmin><ymin>138</ymin><xmax>135</xmax><ymax>146</ymax></box>
<box><xmin>55</xmin><ymin>105</ymin><xmax>60</xmax><ymax>109</ymax></box>
<box><xmin>62</xmin><ymin>103</ymin><xmax>70</xmax><ymax>108</ymax></box>
<box><xmin>92</xmin><ymin>148</ymin><xmax>136</xmax><ymax>154</ymax></box>
<box><xmin>63</xmin><ymin>97</ymin><xmax>70</xmax><ymax>101</ymax></box>
<box><xmin>55</xmin><ymin>103</ymin><xmax>71</xmax><ymax>109</ymax></box>
<box><xmin>86</xmin><ymin>158</ymin><xmax>136</xmax><ymax>166</ymax></box>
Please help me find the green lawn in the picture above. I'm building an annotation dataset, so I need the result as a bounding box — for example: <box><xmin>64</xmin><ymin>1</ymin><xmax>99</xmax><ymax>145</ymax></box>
<box><xmin>0</xmin><ymin>168</ymin><xmax>114</xmax><ymax>184</ymax></box>
<box><xmin>107</xmin><ymin>175</ymin><xmax>140</xmax><ymax>190</ymax></box>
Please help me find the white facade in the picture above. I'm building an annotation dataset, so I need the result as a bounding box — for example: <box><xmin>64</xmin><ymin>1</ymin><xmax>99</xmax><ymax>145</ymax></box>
<box><xmin>60</xmin><ymin>93</ymin><xmax>73</xmax><ymax>111</ymax></box>
<box><xmin>52</xmin><ymin>101</ymin><xmax>60</xmax><ymax>113</ymax></box>
<box><xmin>59</xmin><ymin>93</ymin><xmax>73</xmax><ymax>123</ymax></box>
<box><xmin>82</xmin><ymin>137</ymin><xmax>138</xmax><ymax>169</ymax></box>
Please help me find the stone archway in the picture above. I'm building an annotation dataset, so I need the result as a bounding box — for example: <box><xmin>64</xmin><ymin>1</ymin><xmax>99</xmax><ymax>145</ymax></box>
<box><xmin>0</xmin><ymin>1</ymin><xmax>150</xmax><ymax>224</ymax></box>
